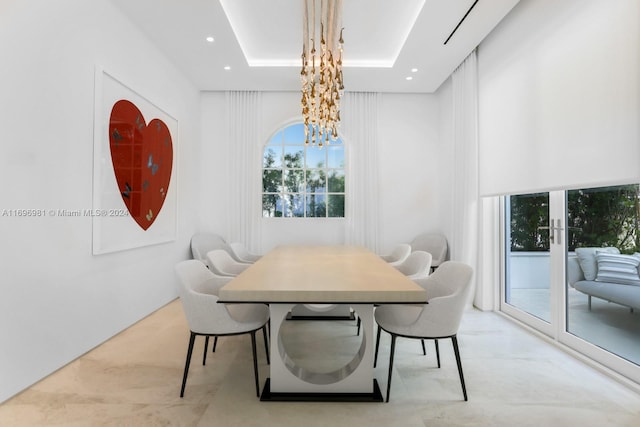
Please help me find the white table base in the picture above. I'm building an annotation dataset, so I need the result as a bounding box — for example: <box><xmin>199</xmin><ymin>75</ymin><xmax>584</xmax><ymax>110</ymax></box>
<box><xmin>260</xmin><ymin>303</ymin><xmax>383</xmax><ymax>401</ymax></box>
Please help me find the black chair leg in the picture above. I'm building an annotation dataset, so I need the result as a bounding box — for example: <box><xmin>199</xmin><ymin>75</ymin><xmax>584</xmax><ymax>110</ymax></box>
<box><xmin>451</xmin><ymin>336</ymin><xmax>467</xmax><ymax>401</ymax></box>
<box><xmin>435</xmin><ymin>339</ymin><xmax>440</xmax><ymax>368</ymax></box>
<box><xmin>262</xmin><ymin>325</ymin><xmax>270</xmax><ymax>364</ymax></box>
<box><xmin>212</xmin><ymin>336</ymin><xmax>218</xmax><ymax>352</ymax></box>
<box><xmin>250</xmin><ymin>331</ymin><xmax>260</xmax><ymax>397</ymax></box>
<box><xmin>203</xmin><ymin>336</ymin><xmax>209</xmax><ymax>365</ymax></box>
<box><xmin>421</xmin><ymin>339</ymin><xmax>426</xmax><ymax>356</ymax></box>
<box><xmin>374</xmin><ymin>325</ymin><xmax>382</xmax><ymax>368</ymax></box>
<box><xmin>386</xmin><ymin>334</ymin><xmax>397</xmax><ymax>402</ymax></box>
<box><xmin>180</xmin><ymin>332</ymin><xmax>196</xmax><ymax>398</ymax></box>
<box><xmin>356</xmin><ymin>317</ymin><xmax>361</xmax><ymax>336</ymax></box>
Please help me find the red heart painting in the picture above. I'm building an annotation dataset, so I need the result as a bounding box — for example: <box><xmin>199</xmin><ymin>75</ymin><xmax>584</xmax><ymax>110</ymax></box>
<box><xmin>108</xmin><ymin>99</ymin><xmax>173</xmax><ymax>230</ymax></box>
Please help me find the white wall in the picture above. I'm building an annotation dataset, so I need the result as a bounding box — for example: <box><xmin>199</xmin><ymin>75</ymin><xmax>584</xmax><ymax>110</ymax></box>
<box><xmin>478</xmin><ymin>0</ymin><xmax>640</xmax><ymax>196</ymax></box>
<box><xmin>0</xmin><ymin>0</ymin><xmax>201</xmax><ymax>403</ymax></box>
<box><xmin>199</xmin><ymin>91</ymin><xmax>445</xmax><ymax>255</ymax></box>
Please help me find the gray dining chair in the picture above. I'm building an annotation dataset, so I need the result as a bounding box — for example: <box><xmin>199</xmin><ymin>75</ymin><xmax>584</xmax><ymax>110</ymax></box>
<box><xmin>374</xmin><ymin>261</ymin><xmax>473</xmax><ymax>402</ymax></box>
<box><xmin>190</xmin><ymin>232</ymin><xmax>225</xmax><ymax>261</ymax></box>
<box><xmin>175</xmin><ymin>259</ymin><xmax>270</xmax><ymax>398</ymax></box>
<box><xmin>356</xmin><ymin>250</ymin><xmax>432</xmax><ymax>336</ymax></box>
<box><xmin>410</xmin><ymin>233</ymin><xmax>448</xmax><ymax>272</ymax></box>
<box><xmin>229</xmin><ymin>242</ymin><xmax>262</xmax><ymax>263</ymax></box>
<box><xmin>393</xmin><ymin>250</ymin><xmax>432</xmax><ymax>280</ymax></box>
<box><xmin>206</xmin><ymin>249</ymin><xmax>251</xmax><ymax>277</ymax></box>
<box><xmin>190</xmin><ymin>232</ymin><xmax>250</xmax><ymax>266</ymax></box>
<box><xmin>380</xmin><ymin>243</ymin><xmax>412</xmax><ymax>267</ymax></box>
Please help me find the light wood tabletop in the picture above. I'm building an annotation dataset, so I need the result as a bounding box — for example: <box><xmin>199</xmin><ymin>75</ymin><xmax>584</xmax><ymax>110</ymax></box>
<box><xmin>218</xmin><ymin>245</ymin><xmax>427</xmax><ymax>304</ymax></box>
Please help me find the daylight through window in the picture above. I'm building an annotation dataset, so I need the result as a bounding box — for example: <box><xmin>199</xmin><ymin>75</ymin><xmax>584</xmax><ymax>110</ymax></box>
<box><xmin>262</xmin><ymin>123</ymin><xmax>345</xmax><ymax>218</ymax></box>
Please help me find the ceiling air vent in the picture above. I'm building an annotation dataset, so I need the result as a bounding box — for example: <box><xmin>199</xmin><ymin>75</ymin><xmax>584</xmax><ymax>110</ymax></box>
<box><xmin>444</xmin><ymin>0</ymin><xmax>479</xmax><ymax>45</ymax></box>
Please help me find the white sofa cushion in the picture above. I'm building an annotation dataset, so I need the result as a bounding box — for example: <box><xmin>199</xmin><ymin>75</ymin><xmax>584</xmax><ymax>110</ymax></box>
<box><xmin>594</xmin><ymin>252</ymin><xmax>640</xmax><ymax>286</ymax></box>
<box><xmin>575</xmin><ymin>247</ymin><xmax>619</xmax><ymax>280</ymax></box>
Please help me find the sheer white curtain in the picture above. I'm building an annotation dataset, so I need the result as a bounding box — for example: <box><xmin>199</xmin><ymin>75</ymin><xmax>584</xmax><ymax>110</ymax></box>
<box><xmin>451</xmin><ymin>51</ymin><xmax>479</xmax><ymax>302</ymax></box>
<box><xmin>341</xmin><ymin>92</ymin><xmax>380</xmax><ymax>252</ymax></box>
<box><xmin>225</xmin><ymin>91</ymin><xmax>262</xmax><ymax>253</ymax></box>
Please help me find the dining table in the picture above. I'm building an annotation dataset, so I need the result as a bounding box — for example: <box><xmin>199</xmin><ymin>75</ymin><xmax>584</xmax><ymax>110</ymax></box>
<box><xmin>218</xmin><ymin>245</ymin><xmax>427</xmax><ymax>402</ymax></box>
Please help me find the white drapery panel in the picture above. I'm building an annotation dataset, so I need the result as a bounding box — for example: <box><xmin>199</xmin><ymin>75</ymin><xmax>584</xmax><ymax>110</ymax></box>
<box><xmin>451</xmin><ymin>51</ymin><xmax>479</xmax><ymax>302</ymax></box>
<box><xmin>225</xmin><ymin>91</ymin><xmax>262</xmax><ymax>253</ymax></box>
<box><xmin>341</xmin><ymin>92</ymin><xmax>380</xmax><ymax>252</ymax></box>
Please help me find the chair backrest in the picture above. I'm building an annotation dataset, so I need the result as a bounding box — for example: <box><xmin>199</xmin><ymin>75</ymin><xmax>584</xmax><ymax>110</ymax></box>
<box><xmin>190</xmin><ymin>233</ymin><xmax>227</xmax><ymax>262</ymax></box>
<box><xmin>174</xmin><ymin>260</ymin><xmax>233</xmax><ymax>334</ymax></box>
<box><xmin>416</xmin><ymin>261</ymin><xmax>473</xmax><ymax>336</ymax></box>
<box><xmin>191</xmin><ymin>232</ymin><xmax>247</xmax><ymax>265</ymax></box>
<box><xmin>394</xmin><ymin>250</ymin><xmax>432</xmax><ymax>278</ymax></box>
<box><xmin>410</xmin><ymin>233</ymin><xmax>448</xmax><ymax>267</ymax></box>
<box><xmin>380</xmin><ymin>243</ymin><xmax>411</xmax><ymax>264</ymax></box>
<box><xmin>229</xmin><ymin>242</ymin><xmax>261</xmax><ymax>263</ymax></box>
<box><xmin>206</xmin><ymin>249</ymin><xmax>250</xmax><ymax>276</ymax></box>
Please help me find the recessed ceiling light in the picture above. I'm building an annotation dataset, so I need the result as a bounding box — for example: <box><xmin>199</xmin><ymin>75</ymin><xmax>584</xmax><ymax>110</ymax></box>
<box><xmin>206</xmin><ymin>36</ymin><xmax>215</xmax><ymax>43</ymax></box>
<box><xmin>224</xmin><ymin>66</ymin><xmax>231</xmax><ymax>71</ymax></box>
<box><xmin>411</xmin><ymin>68</ymin><xmax>418</xmax><ymax>73</ymax></box>
<box><xmin>405</xmin><ymin>76</ymin><xmax>413</xmax><ymax>81</ymax></box>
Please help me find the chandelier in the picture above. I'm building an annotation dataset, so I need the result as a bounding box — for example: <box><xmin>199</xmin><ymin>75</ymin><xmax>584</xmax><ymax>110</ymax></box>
<box><xmin>301</xmin><ymin>0</ymin><xmax>344</xmax><ymax>147</ymax></box>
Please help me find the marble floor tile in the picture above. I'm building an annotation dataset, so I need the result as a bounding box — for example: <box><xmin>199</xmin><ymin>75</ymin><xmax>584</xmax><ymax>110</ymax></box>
<box><xmin>1</xmin><ymin>300</ymin><xmax>639</xmax><ymax>426</ymax></box>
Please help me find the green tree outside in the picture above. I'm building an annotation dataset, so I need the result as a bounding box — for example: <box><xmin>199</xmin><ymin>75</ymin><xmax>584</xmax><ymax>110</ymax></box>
<box><xmin>262</xmin><ymin>124</ymin><xmax>345</xmax><ymax>218</ymax></box>
<box><xmin>510</xmin><ymin>185</ymin><xmax>640</xmax><ymax>253</ymax></box>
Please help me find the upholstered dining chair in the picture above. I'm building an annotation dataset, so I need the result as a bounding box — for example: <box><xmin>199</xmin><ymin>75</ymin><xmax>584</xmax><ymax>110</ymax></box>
<box><xmin>175</xmin><ymin>259</ymin><xmax>270</xmax><ymax>398</ymax></box>
<box><xmin>380</xmin><ymin>243</ymin><xmax>412</xmax><ymax>267</ymax></box>
<box><xmin>190</xmin><ymin>232</ymin><xmax>250</xmax><ymax>266</ymax></box>
<box><xmin>206</xmin><ymin>249</ymin><xmax>251</xmax><ymax>277</ymax></box>
<box><xmin>190</xmin><ymin>232</ymin><xmax>225</xmax><ymax>263</ymax></box>
<box><xmin>393</xmin><ymin>250</ymin><xmax>432</xmax><ymax>280</ymax></box>
<box><xmin>356</xmin><ymin>250</ymin><xmax>432</xmax><ymax>336</ymax></box>
<box><xmin>410</xmin><ymin>233</ymin><xmax>448</xmax><ymax>272</ymax></box>
<box><xmin>374</xmin><ymin>261</ymin><xmax>473</xmax><ymax>402</ymax></box>
<box><xmin>229</xmin><ymin>242</ymin><xmax>262</xmax><ymax>263</ymax></box>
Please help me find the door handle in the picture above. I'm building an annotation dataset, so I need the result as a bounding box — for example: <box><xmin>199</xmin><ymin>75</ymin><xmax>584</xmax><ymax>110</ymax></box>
<box><xmin>554</xmin><ymin>219</ymin><xmax>564</xmax><ymax>245</ymax></box>
<box><xmin>537</xmin><ymin>219</ymin><xmax>564</xmax><ymax>245</ymax></box>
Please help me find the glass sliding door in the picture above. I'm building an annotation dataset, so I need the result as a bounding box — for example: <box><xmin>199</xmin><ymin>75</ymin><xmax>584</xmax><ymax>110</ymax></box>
<box><xmin>503</xmin><ymin>185</ymin><xmax>640</xmax><ymax>384</ymax></box>
<box><xmin>502</xmin><ymin>192</ymin><xmax>565</xmax><ymax>336</ymax></box>
<box><xmin>504</xmin><ymin>193</ymin><xmax>551</xmax><ymax>322</ymax></box>
<box><xmin>564</xmin><ymin>185</ymin><xmax>640</xmax><ymax>370</ymax></box>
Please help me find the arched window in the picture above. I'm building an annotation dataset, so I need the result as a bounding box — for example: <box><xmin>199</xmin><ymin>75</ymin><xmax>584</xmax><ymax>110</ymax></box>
<box><xmin>262</xmin><ymin>122</ymin><xmax>345</xmax><ymax>218</ymax></box>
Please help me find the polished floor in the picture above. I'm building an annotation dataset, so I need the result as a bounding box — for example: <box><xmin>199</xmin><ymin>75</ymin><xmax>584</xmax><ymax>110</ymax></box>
<box><xmin>1</xmin><ymin>299</ymin><xmax>640</xmax><ymax>426</ymax></box>
<box><xmin>509</xmin><ymin>287</ymin><xmax>640</xmax><ymax>365</ymax></box>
